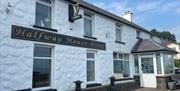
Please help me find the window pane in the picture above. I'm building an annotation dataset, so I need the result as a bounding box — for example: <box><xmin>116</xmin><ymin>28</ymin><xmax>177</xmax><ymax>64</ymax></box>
<box><xmin>34</xmin><ymin>46</ymin><xmax>52</xmax><ymax>57</ymax></box>
<box><xmin>163</xmin><ymin>54</ymin><xmax>174</xmax><ymax>74</ymax></box>
<box><xmin>116</xmin><ymin>28</ymin><xmax>121</xmax><ymax>41</ymax></box>
<box><xmin>156</xmin><ymin>53</ymin><xmax>162</xmax><ymax>74</ymax></box>
<box><xmin>84</xmin><ymin>16</ymin><xmax>92</xmax><ymax>36</ymax></box>
<box><xmin>134</xmin><ymin>55</ymin><xmax>139</xmax><ymax>74</ymax></box>
<box><xmin>39</xmin><ymin>0</ymin><xmax>51</xmax><ymax>4</ymax></box>
<box><xmin>118</xmin><ymin>54</ymin><xmax>123</xmax><ymax>59</ymax></box>
<box><xmin>35</xmin><ymin>3</ymin><xmax>51</xmax><ymax>28</ymax></box>
<box><xmin>113</xmin><ymin>53</ymin><xmax>117</xmax><ymax>59</ymax></box>
<box><xmin>33</xmin><ymin>59</ymin><xmax>51</xmax><ymax>88</ymax></box>
<box><xmin>124</xmin><ymin>54</ymin><xmax>129</xmax><ymax>61</ymax></box>
<box><xmin>123</xmin><ymin>61</ymin><xmax>130</xmax><ymax>77</ymax></box>
<box><xmin>113</xmin><ymin>60</ymin><xmax>123</xmax><ymax>73</ymax></box>
<box><xmin>87</xmin><ymin>53</ymin><xmax>94</xmax><ymax>59</ymax></box>
<box><xmin>87</xmin><ymin>61</ymin><xmax>95</xmax><ymax>81</ymax></box>
<box><xmin>141</xmin><ymin>58</ymin><xmax>154</xmax><ymax>73</ymax></box>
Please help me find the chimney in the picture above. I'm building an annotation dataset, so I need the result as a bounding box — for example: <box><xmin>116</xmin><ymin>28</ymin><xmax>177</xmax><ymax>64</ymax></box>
<box><xmin>122</xmin><ymin>11</ymin><xmax>133</xmax><ymax>22</ymax></box>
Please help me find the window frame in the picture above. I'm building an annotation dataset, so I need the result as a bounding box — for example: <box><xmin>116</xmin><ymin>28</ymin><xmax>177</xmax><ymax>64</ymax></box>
<box><xmin>113</xmin><ymin>52</ymin><xmax>130</xmax><ymax>78</ymax></box>
<box><xmin>86</xmin><ymin>51</ymin><xmax>96</xmax><ymax>82</ymax></box>
<box><xmin>32</xmin><ymin>44</ymin><xmax>54</xmax><ymax>90</ymax></box>
<box><xmin>115</xmin><ymin>25</ymin><xmax>122</xmax><ymax>42</ymax></box>
<box><xmin>35</xmin><ymin>0</ymin><xmax>53</xmax><ymax>29</ymax></box>
<box><xmin>84</xmin><ymin>13</ymin><xmax>94</xmax><ymax>37</ymax></box>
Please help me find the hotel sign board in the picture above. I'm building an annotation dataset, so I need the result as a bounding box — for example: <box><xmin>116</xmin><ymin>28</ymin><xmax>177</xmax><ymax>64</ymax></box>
<box><xmin>11</xmin><ymin>25</ymin><xmax>106</xmax><ymax>50</ymax></box>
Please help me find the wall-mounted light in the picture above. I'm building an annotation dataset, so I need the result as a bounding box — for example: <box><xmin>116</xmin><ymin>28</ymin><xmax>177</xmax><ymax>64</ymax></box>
<box><xmin>69</xmin><ymin>1</ymin><xmax>82</xmax><ymax>23</ymax></box>
<box><xmin>106</xmin><ymin>31</ymin><xmax>111</xmax><ymax>38</ymax></box>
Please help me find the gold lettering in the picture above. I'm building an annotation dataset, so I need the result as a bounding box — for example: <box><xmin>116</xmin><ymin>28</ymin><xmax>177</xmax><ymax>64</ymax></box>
<box><xmin>37</xmin><ymin>32</ymin><xmax>44</xmax><ymax>40</ymax></box>
<box><xmin>52</xmin><ymin>37</ymin><xmax>57</xmax><ymax>41</ymax></box>
<box><xmin>14</xmin><ymin>29</ymin><xmax>22</xmax><ymax>35</ymax></box>
<box><xmin>27</xmin><ymin>32</ymin><xmax>32</xmax><ymax>37</ymax></box>
<box><xmin>57</xmin><ymin>37</ymin><xmax>62</xmax><ymax>43</ymax></box>
<box><xmin>34</xmin><ymin>31</ymin><xmax>38</xmax><ymax>38</ymax></box>
<box><xmin>21</xmin><ymin>29</ymin><xmax>26</xmax><ymax>36</ymax></box>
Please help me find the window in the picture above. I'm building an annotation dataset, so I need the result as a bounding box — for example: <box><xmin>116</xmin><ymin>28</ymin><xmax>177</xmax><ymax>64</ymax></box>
<box><xmin>33</xmin><ymin>45</ymin><xmax>52</xmax><ymax>88</ymax></box>
<box><xmin>35</xmin><ymin>0</ymin><xmax>52</xmax><ymax>28</ymax></box>
<box><xmin>156</xmin><ymin>53</ymin><xmax>162</xmax><ymax>74</ymax></box>
<box><xmin>84</xmin><ymin>13</ymin><xmax>93</xmax><ymax>37</ymax></box>
<box><xmin>134</xmin><ymin>54</ymin><xmax>139</xmax><ymax>74</ymax></box>
<box><xmin>116</xmin><ymin>25</ymin><xmax>122</xmax><ymax>42</ymax></box>
<box><xmin>113</xmin><ymin>53</ymin><xmax>130</xmax><ymax>78</ymax></box>
<box><xmin>87</xmin><ymin>52</ymin><xmax>95</xmax><ymax>81</ymax></box>
<box><xmin>163</xmin><ymin>54</ymin><xmax>174</xmax><ymax>74</ymax></box>
<box><xmin>136</xmin><ymin>31</ymin><xmax>140</xmax><ymax>38</ymax></box>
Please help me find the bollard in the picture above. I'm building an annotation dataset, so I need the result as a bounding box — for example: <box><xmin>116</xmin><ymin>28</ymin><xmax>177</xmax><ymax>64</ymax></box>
<box><xmin>74</xmin><ymin>80</ymin><xmax>83</xmax><ymax>91</ymax></box>
<box><xmin>109</xmin><ymin>76</ymin><xmax>116</xmax><ymax>86</ymax></box>
<box><xmin>109</xmin><ymin>76</ymin><xmax>116</xmax><ymax>91</ymax></box>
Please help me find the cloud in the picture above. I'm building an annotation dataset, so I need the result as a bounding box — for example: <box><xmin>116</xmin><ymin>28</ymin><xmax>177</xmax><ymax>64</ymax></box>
<box><xmin>136</xmin><ymin>0</ymin><xmax>180</xmax><ymax>14</ymax></box>
<box><xmin>171</xmin><ymin>26</ymin><xmax>180</xmax><ymax>42</ymax></box>
<box><xmin>92</xmin><ymin>0</ymin><xmax>132</xmax><ymax>16</ymax></box>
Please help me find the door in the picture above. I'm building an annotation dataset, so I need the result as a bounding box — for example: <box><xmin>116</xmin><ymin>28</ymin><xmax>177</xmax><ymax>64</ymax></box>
<box><xmin>139</xmin><ymin>56</ymin><xmax>156</xmax><ymax>88</ymax></box>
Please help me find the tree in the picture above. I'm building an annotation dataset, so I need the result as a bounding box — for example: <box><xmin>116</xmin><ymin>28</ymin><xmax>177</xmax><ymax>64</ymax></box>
<box><xmin>151</xmin><ymin>29</ymin><xmax>176</xmax><ymax>44</ymax></box>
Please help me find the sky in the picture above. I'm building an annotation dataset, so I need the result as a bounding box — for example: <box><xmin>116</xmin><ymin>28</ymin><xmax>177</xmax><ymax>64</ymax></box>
<box><xmin>85</xmin><ymin>0</ymin><xmax>180</xmax><ymax>42</ymax></box>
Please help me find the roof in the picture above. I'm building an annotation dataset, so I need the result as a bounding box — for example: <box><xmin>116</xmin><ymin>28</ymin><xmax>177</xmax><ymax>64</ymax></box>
<box><xmin>131</xmin><ymin>39</ymin><xmax>178</xmax><ymax>53</ymax></box>
<box><xmin>64</xmin><ymin>0</ymin><xmax>160</xmax><ymax>38</ymax></box>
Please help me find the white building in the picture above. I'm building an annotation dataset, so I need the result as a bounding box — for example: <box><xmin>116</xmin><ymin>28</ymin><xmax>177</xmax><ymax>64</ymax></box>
<box><xmin>0</xmin><ymin>0</ymin><xmax>178</xmax><ymax>91</ymax></box>
<box><xmin>168</xmin><ymin>43</ymin><xmax>180</xmax><ymax>59</ymax></box>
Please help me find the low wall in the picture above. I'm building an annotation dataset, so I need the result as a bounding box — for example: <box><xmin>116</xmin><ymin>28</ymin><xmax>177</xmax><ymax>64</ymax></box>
<box><xmin>69</xmin><ymin>81</ymin><xmax>139</xmax><ymax>91</ymax></box>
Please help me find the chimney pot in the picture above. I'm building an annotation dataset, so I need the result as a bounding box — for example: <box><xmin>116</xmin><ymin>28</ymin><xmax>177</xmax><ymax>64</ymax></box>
<box><xmin>122</xmin><ymin>11</ymin><xmax>133</xmax><ymax>22</ymax></box>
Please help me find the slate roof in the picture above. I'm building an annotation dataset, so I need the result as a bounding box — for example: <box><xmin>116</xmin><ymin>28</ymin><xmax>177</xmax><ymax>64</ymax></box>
<box><xmin>131</xmin><ymin>39</ymin><xmax>178</xmax><ymax>53</ymax></box>
<box><xmin>64</xmin><ymin>0</ymin><xmax>160</xmax><ymax>38</ymax></box>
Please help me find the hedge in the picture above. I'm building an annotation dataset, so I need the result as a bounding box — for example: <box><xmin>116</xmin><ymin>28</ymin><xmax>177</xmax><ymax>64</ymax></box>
<box><xmin>174</xmin><ymin>59</ymin><xmax>180</xmax><ymax>67</ymax></box>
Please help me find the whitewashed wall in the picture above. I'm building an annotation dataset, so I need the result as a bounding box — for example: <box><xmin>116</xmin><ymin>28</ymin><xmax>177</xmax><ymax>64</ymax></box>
<box><xmin>0</xmin><ymin>0</ymin><xmax>160</xmax><ymax>91</ymax></box>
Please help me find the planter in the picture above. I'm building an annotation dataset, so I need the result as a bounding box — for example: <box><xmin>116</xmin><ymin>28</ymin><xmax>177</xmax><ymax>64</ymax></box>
<box><xmin>168</xmin><ymin>82</ymin><xmax>175</xmax><ymax>90</ymax></box>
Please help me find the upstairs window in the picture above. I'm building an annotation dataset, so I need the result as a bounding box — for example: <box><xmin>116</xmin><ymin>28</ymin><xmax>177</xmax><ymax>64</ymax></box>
<box><xmin>116</xmin><ymin>25</ymin><xmax>122</xmax><ymax>42</ymax></box>
<box><xmin>35</xmin><ymin>0</ymin><xmax>52</xmax><ymax>28</ymax></box>
<box><xmin>84</xmin><ymin>13</ymin><xmax>93</xmax><ymax>37</ymax></box>
<box><xmin>136</xmin><ymin>31</ymin><xmax>140</xmax><ymax>38</ymax></box>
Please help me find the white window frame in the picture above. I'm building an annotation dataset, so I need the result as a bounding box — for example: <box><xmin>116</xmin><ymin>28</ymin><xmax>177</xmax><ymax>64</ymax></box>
<box><xmin>84</xmin><ymin>13</ymin><xmax>94</xmax><ymax>37</ymax></box>
<box><xmin>113</xmin><ymin>53</ymin><xmax>130</xmax><ymax>78</ymax></box>
<box><xmin>86</xmin><ymin>51</ymin><xmax>96</xmax><ymax>83</ymax></box>
<box><xmin>115</xmin><ymin>25</ymin><xmax>122</xmax><ymax>42</ymax></box>
<box><xmin>35</xmin><ymin>0</ymin><xmax>54</xmax><ymax>28</ymax></box>
<box><xmin>32</xmin><ymin>44</ymin><xmax>54</xmax><ymax>90</ymax></box>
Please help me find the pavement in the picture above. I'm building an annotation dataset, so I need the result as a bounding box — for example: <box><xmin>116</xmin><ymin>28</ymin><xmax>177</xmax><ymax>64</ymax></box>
<box><xmin>133</xmin><ymin>88</ymin><xmax>180</xmax><ymax>91</ymax></box>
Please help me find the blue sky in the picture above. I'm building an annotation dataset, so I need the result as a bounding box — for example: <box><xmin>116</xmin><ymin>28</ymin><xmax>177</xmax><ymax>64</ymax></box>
<box><xmin>85</xmin><ymin>0</ymin><xmax>180</xmax><ymax>42</ymax></box>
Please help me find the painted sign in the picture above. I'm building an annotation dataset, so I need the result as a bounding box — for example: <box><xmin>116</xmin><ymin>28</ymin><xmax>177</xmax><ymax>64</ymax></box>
<box><xmin>11</xmin><ymin>25</ymin><xmax>106</xmax><ymax>50</ymax></box>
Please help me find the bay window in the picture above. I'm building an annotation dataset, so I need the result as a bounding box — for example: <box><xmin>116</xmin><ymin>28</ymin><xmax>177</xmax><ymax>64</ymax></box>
<box><xmin>163</xmin><ymin>54</ymin><xmax>174</xmax><ymax>74</ymax></box>
<box><xmin>35</xmin><ymin>0</ymin><xmax>52</xmax><ymax>28</ymax></box>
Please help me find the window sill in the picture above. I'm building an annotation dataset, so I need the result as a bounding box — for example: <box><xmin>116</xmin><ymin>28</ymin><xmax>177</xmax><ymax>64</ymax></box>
<box><xmin>84</xmin><ymin>35</ymin><xmax>97</xmax><ymax>40</ymax></box>
<box><xmin>115</xmin><ymin>41</ymin><xmax>125</xmax><ymax>44</ymax></box>
<box><xmin>33</xmin><ymin>25</ymin><xmax>57</xmax><ymax>32</ymax></box>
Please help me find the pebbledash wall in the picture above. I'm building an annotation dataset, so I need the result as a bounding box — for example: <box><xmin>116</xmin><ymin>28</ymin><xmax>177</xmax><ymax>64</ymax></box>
<box><xmin>0</xmin><ymin>0</ymin><xmax>161</xmax><ymax>91</ymax></box>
